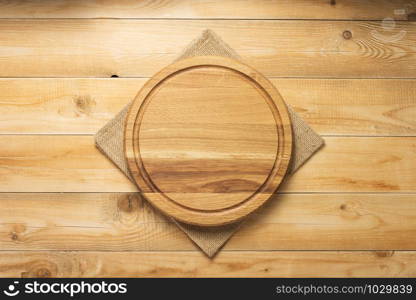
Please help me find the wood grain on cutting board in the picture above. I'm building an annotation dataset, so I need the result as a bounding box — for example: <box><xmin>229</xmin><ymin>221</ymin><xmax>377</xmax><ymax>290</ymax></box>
<box><xmin>0</xmin><ymin>0</ymin><xmax>415</xmax><ymax>277</ymax></box>
<box><xmin>124</xmin><ymin>56</ymin><xmax>292</xmax><ymax>226</ymax></box>
<box><xmin>1</xmin><ymin>193</ymin><xmax>416</xmax><ymax>251</ymax></box>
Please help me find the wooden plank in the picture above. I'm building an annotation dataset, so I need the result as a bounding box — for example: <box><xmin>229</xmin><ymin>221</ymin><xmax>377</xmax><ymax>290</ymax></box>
<box><xmin>1</xmin><ymin>193</ymin><xmax>416</xmax><ymax>251</ymax></box>
<box><xmin>0</xmin><ymin>78</ymin><xmax>415</xmax><ymax>136</ymax></box>
<box><xmin>0</xmin><ymin>135</ymin><xmax>414</xmax><ymax>193</ymax></box>
<box><xmin>0</xmin><ymin>0</ymin><xmax>414</xmax><ymax>20</ymax></box>
<box><xmin>279</xmin><ymin>79</ymin><xmax>416</xmax><ymax>136</ymax></box>
<box><xmin>0</xmin><ymin>250</ymin><xmax>415</xmax><ymax>277</ymax></box>
<box><xmin>0</xmin><ymin>20</ymin><xmax>415</xmax><ymax>78</ymax></box>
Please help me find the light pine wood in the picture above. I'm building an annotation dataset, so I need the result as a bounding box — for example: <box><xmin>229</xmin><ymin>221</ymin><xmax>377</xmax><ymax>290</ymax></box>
<box><xmin>0</xmin><ymin>0</ymin><xmax>414</xmax><ymax>20</ymax></box>
<box><xmin>0</xmin><ymin>251</ymin><xmax>415</xmax><ymax>278</ymax></box>
<box><xmin>0</xmin><ymin>78</ymin><xmax>415</xmax><ymax>136</ymax></box>
<box><xmin>0</xmin><ymin>135</ymin><xmax>414</xmax><ymax>193</ymax></box>
<box><xmin>0</xmin><ymin>20</ymin><xmax>415</xmax><ymax>78</ymax></box>
<box><xmin>1</xmin><ymin>193</ymin><xmax>416</xmax><ymax>251</ymax></box>
<box><xmin>125</xmin><ymin>56</ymin><xmax>292</xmax><ymax>226</ymax></box>
<box><xmin>0</xmin><ymin>0</ymin><xmax>416</xmax><ymax>278</ymax></box>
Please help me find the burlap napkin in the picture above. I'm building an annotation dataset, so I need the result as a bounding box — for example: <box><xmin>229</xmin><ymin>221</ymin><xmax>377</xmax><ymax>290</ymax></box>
<box><xmin>95</xmin><ymin>30</ymin><xmax>324</xmax><ymax>257</ymax></box>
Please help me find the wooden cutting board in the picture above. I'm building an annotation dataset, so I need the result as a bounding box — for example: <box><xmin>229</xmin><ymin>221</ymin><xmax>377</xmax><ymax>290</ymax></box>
<box><xmin>125</xmin><ymin>56</ymin><xmax>292</xmax><ymax>226</ymax></box>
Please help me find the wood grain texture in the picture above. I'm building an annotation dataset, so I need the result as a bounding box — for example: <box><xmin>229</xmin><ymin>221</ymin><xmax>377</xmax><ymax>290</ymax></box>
<box><xmin>0</xmin><ymin>0</ymin><xmax>414</xmax><ymax>20</ymax></box>
<box><xmin>0</xmin><ymin>0</ymin><xmax>415</xmax><ymax>278</ymax></box>
<box><xmin>0</xmin><ymin>20</ymin><xmax>415</xmax><ymax>78</ymax></box>
<box><xmin>125</xmin><ymin>56</ymin><xmax>292</xmax><ymax>226</ymax></box>
<box><xmin>0</xmin><ymin>78</ymin><xmax>415</xmax><ymax>136</ymax></box>
<box><xmin>1</xmin><ymin>193</ymin><xmax>416</xmax><ymax>251</ymax></box>
<box><xmin>0</xmin><ymin>251</ymin><xmax>415</xmax><ymax>278</ymax></box>
<box><xmin>0</xmin><ymin>135</ymin><xmax>414</xmax><ymax>193</ymax></box>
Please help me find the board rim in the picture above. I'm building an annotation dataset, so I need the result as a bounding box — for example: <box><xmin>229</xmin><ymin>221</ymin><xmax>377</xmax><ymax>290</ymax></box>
<box><xmin>124</xmin><ymin>56</ymin><xmax>292</xmax><ymax>226</ymax></box>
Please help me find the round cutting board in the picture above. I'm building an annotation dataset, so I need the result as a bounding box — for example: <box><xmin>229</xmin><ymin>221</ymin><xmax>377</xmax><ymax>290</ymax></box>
<box><xmin>125</xmin><ymin>56</ymin><xmax>292</xmax><ymax>226</ymax></box>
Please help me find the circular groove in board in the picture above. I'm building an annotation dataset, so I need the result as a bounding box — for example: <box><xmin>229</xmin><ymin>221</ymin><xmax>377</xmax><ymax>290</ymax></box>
<box><xmin>125</xmin><ymin>56</ymin><xmax>292</xmax><ymax>226</ymax></box>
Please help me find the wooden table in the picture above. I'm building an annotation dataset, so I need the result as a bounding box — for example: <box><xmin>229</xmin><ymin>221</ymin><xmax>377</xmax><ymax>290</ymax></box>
<box><xmin>0</xmin><ymin>0</ymin><xmax>415</xmax><ymax>277</ymax></box>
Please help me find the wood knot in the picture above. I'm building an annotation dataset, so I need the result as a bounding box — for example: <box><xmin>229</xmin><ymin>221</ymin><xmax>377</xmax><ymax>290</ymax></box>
<box><xmin>21</xmin><ymin>261</ymin><xmax>58</xmax><ymax>278</ymax></box>
<box><xmin>375</xmin><ymin>251</ymin><xmax>394</xmax><ymax>258</ymax></box>
<box><xmin>9</xmin><ymin>224</ymin><xmax>26</xmax><ymax>241</ymax></box>
<box><xmin>342</xmin><ymin>30</ymin><xmax>352</xmax><ymax>40</ymax></box>
<box><xmin>340</xmin><ymin>204</ymin><xmax>347</xmax><ymax>210</ymax></box>
<box><xmin>73</xmin><ymin>95</ymin><xmax>96</xmax><ymax>115</ymax></box>
<box><xmin>330</xmin><ymin>0</ymin><xmax>336</xmax><ymax>6</ymax></box>
<box><xmin>117</xmin><ymin>194</ymin><xmax>139</xmax><ymax>213</ymax></box>
<box><xmin>10</xmin><ymin>232</ymin><xmax>18</xmax><ymax>241</ymax></box>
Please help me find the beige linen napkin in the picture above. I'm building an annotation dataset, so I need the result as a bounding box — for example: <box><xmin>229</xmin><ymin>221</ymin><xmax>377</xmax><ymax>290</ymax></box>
<box><xmin>95</xmin><ymin>30</ymin><xmax>324</xmax><ymax>257</ymax></box>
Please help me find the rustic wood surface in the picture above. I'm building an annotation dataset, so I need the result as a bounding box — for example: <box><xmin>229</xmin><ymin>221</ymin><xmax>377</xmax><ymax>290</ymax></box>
<box><xmin>1</xmin><ymin>193</ymin><xmax>416</xmax><ymax>251</ymax></box>
<box><xmin>1</xmin><ymin>251</ymin><xmax>415</xmax><ymax>278</ymax></box>
<box><xmin>0</xmin><ymin>0</ymin><xmax>415</xmax><ymax>277</ymax></box>
<box><xmin>0</xmin><ymin>20</ymin><xmax>415</xmax><ymax>78</ymax></box>
<box><xmin>0</xmin><ymin>0</ymin><xmax>415</xmax><ymax>20</ymax></box>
